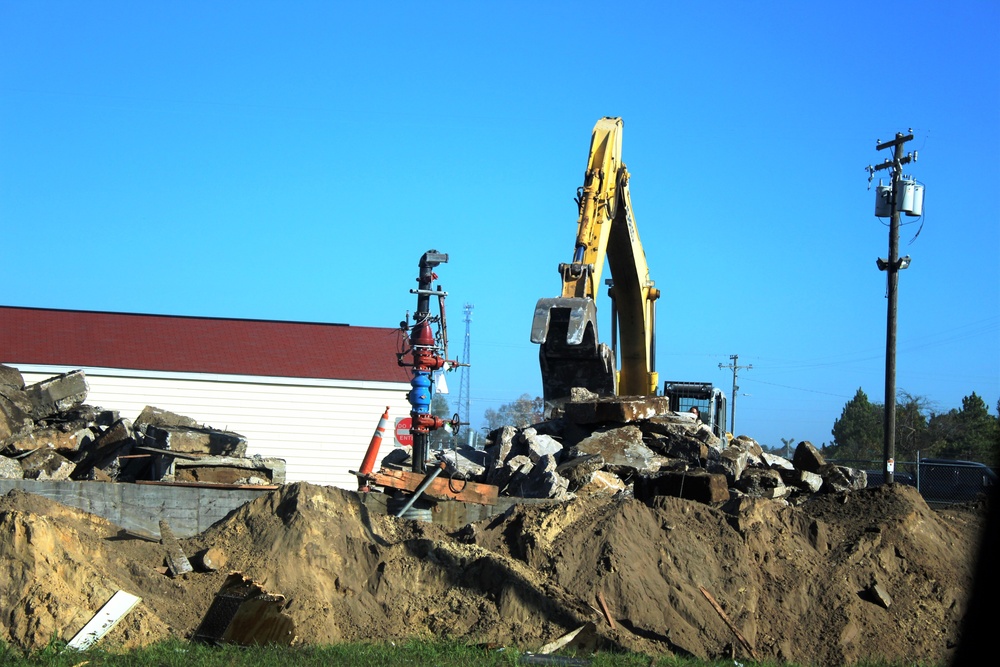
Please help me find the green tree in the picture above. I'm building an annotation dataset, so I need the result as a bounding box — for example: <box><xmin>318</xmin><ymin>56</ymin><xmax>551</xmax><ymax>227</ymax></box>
<box><xmin>894</xmin><ymin>391</ymin><xmax>932</xmax><ymax>460</ymax></box>
<box><xmin>481</xmin><ymin>394</ymin><xmax>544</xmax><ymax>434</ymax></box>
<box><xmin>927</xmin><ymin>392</ymin><xmax>1000</xmax><ymax>466</ymax></box>
<box><xmin>828</xmin><ymin>388</ymin><xmax>882</xmax><ymax>461</ymax></box>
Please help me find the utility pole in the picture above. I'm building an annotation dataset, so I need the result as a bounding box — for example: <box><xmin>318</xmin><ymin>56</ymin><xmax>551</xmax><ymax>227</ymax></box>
<box><xmin>719</xmin><ymin>354</ymin><xmax>752</xmax><ymax>435</ymax></box>
<box><xmin>867</xmin><ymin>131</ymin><xmax>920</xmax><ymax>485</ymax></box>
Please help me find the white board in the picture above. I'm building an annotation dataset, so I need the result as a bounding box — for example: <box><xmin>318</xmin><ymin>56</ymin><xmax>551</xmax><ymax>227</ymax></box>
<box><xmin>66</xmin><ymin>590</ymin><xmax>142</xmax><ymax>651</ymax></box>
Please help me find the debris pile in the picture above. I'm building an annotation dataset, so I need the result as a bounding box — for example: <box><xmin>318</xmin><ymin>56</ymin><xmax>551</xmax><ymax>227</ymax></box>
<box><xmin>397</xmin><ymin>391</ymin><xmax>867</xmax><ymax>505</ymax></box>
<box><xmin>0</xmin><ymin>365</ymin><xmax>285</xmax><ymax>486</ymax></box>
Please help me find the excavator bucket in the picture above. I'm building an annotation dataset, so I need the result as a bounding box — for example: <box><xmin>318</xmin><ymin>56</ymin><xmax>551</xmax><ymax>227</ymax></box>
<box><xmin>531</xmin><ymin>297</ymin><xmax>616</xmax><ymax>402</ymax></box>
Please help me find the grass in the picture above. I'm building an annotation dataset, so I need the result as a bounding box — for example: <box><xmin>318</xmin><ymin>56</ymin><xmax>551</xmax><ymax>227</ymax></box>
<box><xmin>0</xmin><ymin>637</ymin><xmax>738</xmax><ymax>667</ymax></box>
<box><xmin>0</xmin><ymin>637</ymin><xmax>944</xmax><ymax>667</ymax></box>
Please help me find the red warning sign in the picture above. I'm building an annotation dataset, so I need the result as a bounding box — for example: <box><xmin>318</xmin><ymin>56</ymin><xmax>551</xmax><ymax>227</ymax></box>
<box><xmin>394</xmin><ymin>417</ymin><xmax>413</xmax><ymax>447</ymax></box>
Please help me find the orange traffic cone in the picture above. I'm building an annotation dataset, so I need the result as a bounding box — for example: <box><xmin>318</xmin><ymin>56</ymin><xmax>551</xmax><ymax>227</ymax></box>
<box><xmin>357</xmin><ymin>406</ymin><xmax>390</xmax><ymax>491</ymax></box>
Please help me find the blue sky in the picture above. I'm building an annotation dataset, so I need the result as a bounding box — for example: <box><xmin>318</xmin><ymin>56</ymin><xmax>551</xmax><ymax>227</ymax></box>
<box><xmin>2</xmin><ymin>1</ymin><xmax>998</xmax><ymax>451</ymax></box>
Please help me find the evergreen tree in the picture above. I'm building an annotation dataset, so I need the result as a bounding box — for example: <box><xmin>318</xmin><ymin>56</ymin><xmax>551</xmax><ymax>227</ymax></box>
<box><xmin>928</xmin><ymin>392</ymin><xmax>1000</xmax><ymax>466</ymax></box>
<box><xmin>828</xmin><ymin>388</ymin><xmax>882</xmax><ymax>461</ymax></box>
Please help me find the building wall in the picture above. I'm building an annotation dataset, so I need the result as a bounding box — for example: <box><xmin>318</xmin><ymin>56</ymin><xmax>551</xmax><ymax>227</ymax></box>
<box><xmin>15</xmin><ymin>364</ymin><xmax>413</xmax><ymax>489</ymax></box>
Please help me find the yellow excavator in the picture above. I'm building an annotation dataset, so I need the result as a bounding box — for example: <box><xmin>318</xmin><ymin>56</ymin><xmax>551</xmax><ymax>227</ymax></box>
<box><xmin>530</xmin><ymin>116</ymin><xmax>659</xmax><ymax>402</ymax></box>
<box><xmin>530</xmin><ymin>117</ymin><xmax>731</xmax><ymax>439</ymax></box>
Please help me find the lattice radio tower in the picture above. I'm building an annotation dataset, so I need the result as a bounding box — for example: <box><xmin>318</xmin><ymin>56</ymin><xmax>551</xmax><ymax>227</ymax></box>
<box><xmin>457</xmin><ymin>303</ymin><xmax>473</xmax><ymax>445</ymax></box>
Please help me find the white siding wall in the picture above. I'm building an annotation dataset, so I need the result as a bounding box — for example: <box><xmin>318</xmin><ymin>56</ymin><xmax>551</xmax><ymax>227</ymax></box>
<box><xmin>15</xmin><ymin>365</ymin><xmax>412</xmax><ymax>489</ymax></box>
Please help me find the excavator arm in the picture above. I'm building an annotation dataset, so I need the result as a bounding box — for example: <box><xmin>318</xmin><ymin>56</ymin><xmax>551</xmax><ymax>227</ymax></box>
<box><xmin>531</xmin><ymin>117</ymin><xmax>660</xmax><ymax>402</ymax></box>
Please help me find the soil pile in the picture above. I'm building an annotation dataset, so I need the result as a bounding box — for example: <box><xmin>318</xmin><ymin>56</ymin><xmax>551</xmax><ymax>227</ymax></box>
<box><xmin>0</xmin><ymin>482</ymin><xmax>988</xmax><ymax>666</ymax></box>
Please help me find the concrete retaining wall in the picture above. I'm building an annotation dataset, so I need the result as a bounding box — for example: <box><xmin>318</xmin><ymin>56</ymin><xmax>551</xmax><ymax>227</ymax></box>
<box><xmin>0</xmin><ymin>480</ymin><xmax>551</xmax><ymax>537</ymax></box>
<box><xmin>0</xmin><ymin>479</ymin><xmax>268</xmax><ymax>538</ymax></box>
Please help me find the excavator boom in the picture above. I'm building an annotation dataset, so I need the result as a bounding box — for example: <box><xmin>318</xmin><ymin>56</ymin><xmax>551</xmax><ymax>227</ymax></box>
<box><xmin>531</xmin><ymin>117</ymin><xmax>659</xmax><ymax>403</ymax></box>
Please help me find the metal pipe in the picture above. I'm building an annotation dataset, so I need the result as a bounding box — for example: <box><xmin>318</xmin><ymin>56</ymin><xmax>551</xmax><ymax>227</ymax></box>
<box><xmin>393</xmin><ymin>464</ymin><xmax>444</xmax><ymax>518</ymax></box>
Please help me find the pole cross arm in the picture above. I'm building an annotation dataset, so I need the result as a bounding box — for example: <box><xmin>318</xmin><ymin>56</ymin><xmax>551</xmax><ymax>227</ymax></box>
<box><xmin>876</xmin><ymin>134</ymin><xmax>914</xmax><ymax>151</ymax></box>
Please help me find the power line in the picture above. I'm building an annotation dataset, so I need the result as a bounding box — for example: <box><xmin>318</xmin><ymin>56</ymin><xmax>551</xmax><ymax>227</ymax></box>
<box><xmin>741</xmin><ymin>377</ymin><xmax>852</xmax><ymax>398</ymax></box>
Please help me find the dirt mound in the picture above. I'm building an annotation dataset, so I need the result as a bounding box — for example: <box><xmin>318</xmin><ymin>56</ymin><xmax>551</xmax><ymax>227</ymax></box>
<box><xmin>0</xmin><ymin>483</ymin><xmax>987</xmax><ymax>665</ymax></box>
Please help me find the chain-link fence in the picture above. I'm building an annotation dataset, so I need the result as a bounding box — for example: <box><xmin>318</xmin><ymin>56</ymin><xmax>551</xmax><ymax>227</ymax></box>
<box><xmin>830</xmin><ymin>457</ymin><xmax>997</xmax><ymax>506</ymax></box>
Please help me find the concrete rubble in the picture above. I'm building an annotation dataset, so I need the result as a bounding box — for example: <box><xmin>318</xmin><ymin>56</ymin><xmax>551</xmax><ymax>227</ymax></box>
<box><xmin>391</xmin><ymin>390</ymin><xmax>868</xmax><ymax>507</ymax></box>
<box><xmin>0</xmin><ymin>364</ymin><xmax>285</xmax><ymax>486</ymax></box>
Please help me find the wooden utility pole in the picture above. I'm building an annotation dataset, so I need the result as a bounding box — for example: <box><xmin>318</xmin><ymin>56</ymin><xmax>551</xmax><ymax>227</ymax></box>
<box><xmin>868</xmin><ymin>132</ymin><xmax>917</xmax><ymax>485</ymax></box>
<box><xmin>719</xmin><ymin>354</ymin><xmax>751</xmax><ymax>435</ymax></box>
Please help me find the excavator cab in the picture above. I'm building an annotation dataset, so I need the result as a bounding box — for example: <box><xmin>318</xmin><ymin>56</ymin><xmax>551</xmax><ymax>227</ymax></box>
<box><xmin>663</xmin><ymin>381</ymin><xmax>728</xmax><ymax>440</ymax></box>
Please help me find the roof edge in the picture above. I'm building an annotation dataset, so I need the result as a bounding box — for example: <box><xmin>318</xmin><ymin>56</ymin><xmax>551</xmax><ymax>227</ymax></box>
<box><xmin>0</xmin><ymin>304</ymin><xmax>353</xmax><ymax>328</ymax></box>
<box><xmin>12</xmin><ymin>364</ymin><xmax>411</xmax><ymax>390</ymax></box>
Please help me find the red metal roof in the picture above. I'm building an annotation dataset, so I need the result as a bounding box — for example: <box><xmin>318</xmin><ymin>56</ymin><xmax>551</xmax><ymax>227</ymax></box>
<box><xmin>1</xmin><ymin>306</ymin><xmax>411</xmax><ymax>383</ymax></box>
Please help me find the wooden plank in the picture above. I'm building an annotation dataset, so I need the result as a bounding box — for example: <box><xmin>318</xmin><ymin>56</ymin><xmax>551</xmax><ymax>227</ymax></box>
<box><xmin>135</xmin><ymin>446</ymin><xmax>205</xmax><ymax>460</ymax></box>
<box><xmin>699</xmin><ymin>586</ymin><xmax>758</xmax><ymax>660</ymax></box>
<box><xmin>66</xmin><ymin>590</ymin><xmax>141</xmax><ymax>651</ymax></box>
<box><xmin>595</xmin><ymin>591</ymin><xmax>616</xmax><ymax>630</ymax></box>
<box><xmin>137</xmin><ymin>480</ymin><xmax>279</xmax><ymax>490</ymax></box>
<box><xmin>537</xmin><ymin>622</ymin><xmax>596</xmax><ymax>654</ymax></box>
<box><xmin>372</xmin><ymin>468</ymin><xmax>498</xmax><ymax>505</ymax></box>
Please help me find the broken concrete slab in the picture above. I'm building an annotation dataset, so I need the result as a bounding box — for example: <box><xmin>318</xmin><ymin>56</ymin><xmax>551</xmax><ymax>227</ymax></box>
<box><xmin>71</xmin><ymin>419</ymin><xmax>138</xmax><ymax>482</ymax></box>
<box><xmin>3</xmin><ymin>423</ymin><xmax>96</xmax><ymax>455</ymax></box>
<box><xmin>563</xmin><ymin>395</ymin><xmax>671</xmax><ymax>425</ymax></box>
<box><xmin>730</xmin><ymin>435</ymin><xmax>765</xmax><ymax>457</ymax></box>
<box><xmin>24</xmin><ymin>369</ymin><xmax>88</xmax><ymax>418</ymax></box>
<box><xmin>575</xmin><ymin>469</ymin><xmax>626</xmax><ymax>496</ymax></box>
<box><xmin>761</xmin><ymin>452</ymin><xmax>795</xmax><ymax>471</ymax></box>
<box><xmin>0</xmin><ymin>385</ymin><xmax>34</xmax><ymax>444</ymax></box>
<box><xmin>709</xmin><ymin>447</ymin><xmax>752</xmax><ymax>484</ymax></box>
<box><xmin>134</xmin><ymin>405</ymin><xmax>200</xmax><ymax>430</ymax></box>
<box><xmin>640</xmin><ymin>417</ymin><xmax>716</xmax><ymax>459</ymax></box>
<box><xmin>569</xmin><ymin>425</ymin><xmax>656</xmax><ymax>474</ymax></box>
<box><xmin>792</xmin><ymin>440</ymin><xmax>825</xmax><ymax>473</ymax></box>
<box><xmin>0</xmin><ymin>364</ymin><xmax>25</xmax><ymax>390</ymax></box>
<box><xmin>143</xmin><ymin>424</ymin><xmax>248</xmax><ymax>457</ymax></box>
<box><xmin>173</xmin><ymin>454</ymin><xmax>287</xmax><ymax>486</ymax></box>
<box><xmin>635</xmin><ymin>470</ymin><xmax>730</xmax><ymax>504</ymax></box>
<box><xmin>819</xmin><ymin>464</ymin><xmax>868</xmax><ymax>493</ymax></box>
<box><xmin>692</xmin><ymin>421</ymin><xmax>723</xmax><ymax>447</ymax></box>
<box><xmin>20</xmin><ymin>447</ymin><xmax>76</xmax><ymax>481</ymax></box>
<box><xmin>61</xmin><ymin>404</ymin><xmax>120</xmax><ymax>429</ymax></box>
<box><xmin>437</xmin><ymin>447</ymin><xmax>487</xmax><ymax>480</ymax></box>
<box><xmin>780</xmin><ymin>468</ymin><xmax>824</xmax><ymax>493</ymax></box>
<box><xmin>736</xmin><ymin>468</ymin><xmax>786</xmax><ymax>498</ymax></box>
<box><xmin>508</xmin><ymin>460</ymin><xmax>571</xmax><ymax>500</ymax></box>
<box><xmin>520</xmin><ymin>428</ymin><xmax>563</xmax><ymax>462</ymax></box>
<box><xmin>556</xmin><ymin>453</ymin><xmax>606</xmax><ymax>490</ymax></box>
<box><xmin>0</xmin><ymin>455</ymin><xmax>23</xmax><ymax>479</ymax></box>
